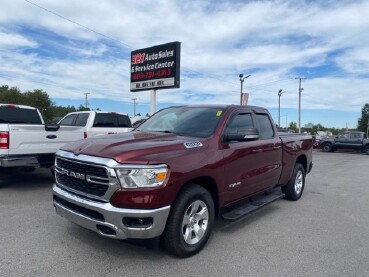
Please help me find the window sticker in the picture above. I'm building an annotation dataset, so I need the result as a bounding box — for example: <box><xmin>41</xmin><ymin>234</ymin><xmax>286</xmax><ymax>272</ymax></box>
<box><xmin>216</xmin><ymin>111</ymin><xmax>223</xmax><ymax>117</ymax></box>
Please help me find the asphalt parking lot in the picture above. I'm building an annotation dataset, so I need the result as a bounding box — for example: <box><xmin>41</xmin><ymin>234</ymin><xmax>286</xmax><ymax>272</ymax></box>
<box><xmin>1</xmin><ymin>150</ymin><xmax>368</xmax><ymax>277</ymax></box>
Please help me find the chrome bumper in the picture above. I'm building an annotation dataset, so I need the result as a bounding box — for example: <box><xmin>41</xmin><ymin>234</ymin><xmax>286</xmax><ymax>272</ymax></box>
<box><xmin>52</xmin><ymin>185</ymin><xmax>171</xmax><ymax>240</ymax></box>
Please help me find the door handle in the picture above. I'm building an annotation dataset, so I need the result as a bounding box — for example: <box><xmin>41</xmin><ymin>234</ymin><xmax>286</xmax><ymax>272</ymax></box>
<box><xmin>46</xmin><ymin>135</ymin><xmax>57</xmax><ymax>139</ymax></box>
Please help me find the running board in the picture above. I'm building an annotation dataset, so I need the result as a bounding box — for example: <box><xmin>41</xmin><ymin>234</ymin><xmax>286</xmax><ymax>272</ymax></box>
<box><xmin>222</xmin><ymin>190</ymin><xmax>285</xmax><ymax>222</ymax></box>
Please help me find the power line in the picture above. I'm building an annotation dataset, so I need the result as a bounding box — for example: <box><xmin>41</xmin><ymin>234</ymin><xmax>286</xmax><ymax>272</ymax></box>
<box><xmin>25</xmin><ymin>0</ymin><xmax>132</xmax><ymax>49</ymax></box>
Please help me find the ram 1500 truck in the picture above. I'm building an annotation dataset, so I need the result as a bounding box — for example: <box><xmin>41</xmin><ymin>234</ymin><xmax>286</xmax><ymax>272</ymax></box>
<box><xmin>0</xmin><ymin>103</ymin><xmax>84</xmax><ymax>170</ymax></box>
<box><xmin>58</xmin><ymin>111</ymin><xmax>133</xmax><ymax>138</ymax></box>
<box><xmin>52</xmin><ymin>105</ymin><xmax>313</xmax><ymax>257</ymax></box>
<box><xmin>320</xmin><ymin>131</ymin><xmax>369</xmax><ymax>154</ymax></box>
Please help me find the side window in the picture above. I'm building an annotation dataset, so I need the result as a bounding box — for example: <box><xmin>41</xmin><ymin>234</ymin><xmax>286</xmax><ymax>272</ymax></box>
<box><xmin>350</xmin><ymin>133</ymin><xmax>360</xmax><ymax>139</ymax></box>
<box><xmin>254</xmin><ymin>113</ymin><xmax>274</xmax><ymax>139</ymax></box>
<box><xmin>225</xmin><ymin>113</ymin><xmax>254</xmax><ymax>134</ymax></box>
<box><xmin>93</xmin><ymin>114</ymin><xmax>118</xmax><ymax>127</ymax></box>
<box><xmin>59</xmin><ymin>114</ymin><xmax>77</xmax><ymax>126</ymax></box>
<box><xmin>74</xmin><ymin>114</ymin><xmax>89</xmax><ymax>127</ymax></box>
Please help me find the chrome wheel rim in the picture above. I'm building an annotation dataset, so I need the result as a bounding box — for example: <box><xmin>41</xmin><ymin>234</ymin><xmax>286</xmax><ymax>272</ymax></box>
<box><xmin>294</xmin><ymin>170</ymin><xmax>303</xmax><ymax>195</ymax></box>
<box><xmin>182</xmin><ymin>200</ymin><xmax>209</xmax><ymax>245</ymax></box>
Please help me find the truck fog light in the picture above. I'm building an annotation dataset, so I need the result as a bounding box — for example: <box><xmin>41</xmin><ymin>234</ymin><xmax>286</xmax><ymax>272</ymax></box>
<box><xmin>123</xmin><ymin>217</ymin><xmax>153</xmax><ymax>228</ymax></box>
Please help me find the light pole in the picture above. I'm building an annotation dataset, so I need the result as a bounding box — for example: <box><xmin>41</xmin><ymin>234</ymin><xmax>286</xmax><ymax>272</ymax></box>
<box><xmin>131</xmin><ymin>98</ymin><xmax>137</xmax><ymax>117</ymax></box>
<box><xmin>278</xmin><ymin>89</ymin><xmax>285</xmax><ymax>128</ymax></box>
<box><xmin>239</xmin><ymin>74</ymin><xmax>251</xmax><ymax>105</ymax></box>
<box><xmin>84</xmin><ymin>92</ymin><xmax>90</xmax><ymax>108</ymax></box>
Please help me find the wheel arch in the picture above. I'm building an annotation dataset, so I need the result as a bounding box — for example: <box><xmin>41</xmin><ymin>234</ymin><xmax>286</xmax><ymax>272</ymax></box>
<box><xmin>176</xmin><ymin>176</ymin><xmax>219</xmax><ymax>217</ymax></box>
<box><xmin>296</xmin><ymin>154</ymin><xmax>307</xmax><ymax>173</ymax></box>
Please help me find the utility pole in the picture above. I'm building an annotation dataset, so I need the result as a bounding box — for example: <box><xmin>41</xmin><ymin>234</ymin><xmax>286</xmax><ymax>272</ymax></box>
<box><xmin>295</xmin><ymin>77</ymin><xmax>306</xmax><ymax>133</ymax></box>
<box><xmin>84</xmin><ymin>92</ymin><xmax>90</xmax><ymax>108</ymax></box>
<box><xmin>239</xmin><ymin>74</ymin><xmax>251</xmax><ymax>105</ymax></box>
<box><xmin>131</xmin><ymin>98</ymin><xmax>137</xmax><ymax>117</ymax></box>
<box><xmin>278</xmin><ymin>89</ymin><xmax>284</xmax><ymax>128</ymax></box>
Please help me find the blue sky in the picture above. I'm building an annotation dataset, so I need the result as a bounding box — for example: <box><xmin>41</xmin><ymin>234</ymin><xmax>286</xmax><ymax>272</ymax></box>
<box><xmin>1</xmin><ymin>0</ymin><xmax>369</xmax><ymax>128</ymax></box>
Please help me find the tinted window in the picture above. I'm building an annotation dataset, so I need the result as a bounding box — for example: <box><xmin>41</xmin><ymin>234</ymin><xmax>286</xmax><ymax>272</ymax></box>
<box><xmin>74</xmin><ymin>113</ymin><xmax>89</xmax><ymax>127</ymax></box>
<box><xmin>0</xmin><ymin>107</ymin><xmax>42</xmax><ymax>124</ymax></box>
<box><xmin>93</xmin><ymin>114</ymin><xmax>132</xmax><ymax>128</ymax></box>
<box><xmin>255</xmin><ymin>113</ymin><xmax>274</xmax><ymax>139</ymax></box>
<box><xmin>59</xmin><ymin>114</ymin><xmax>77</xmax><ymax>125</ymax></box>
<box><xmin>225</xmin><ymin>113</ymin><xmax>254</xmax><ymax>134</ymax></box>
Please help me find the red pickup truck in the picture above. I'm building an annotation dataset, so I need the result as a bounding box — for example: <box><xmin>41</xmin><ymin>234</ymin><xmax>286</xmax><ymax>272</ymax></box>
<box><xmin>52</xmin><ymin>105</ymin><xmax>313</xmax><ymax>257</ymax></box>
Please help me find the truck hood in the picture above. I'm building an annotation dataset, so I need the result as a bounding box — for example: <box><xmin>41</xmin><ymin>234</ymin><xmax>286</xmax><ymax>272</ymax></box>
<box><xmin>60</xmin><ymin>131</ymin><xmax>209</xmax><ymax>164</ymax></box>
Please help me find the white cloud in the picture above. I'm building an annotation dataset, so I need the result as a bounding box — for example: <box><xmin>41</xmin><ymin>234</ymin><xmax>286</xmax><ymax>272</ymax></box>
<box><xmin>0</xmin><ymin>0</ymin><xmax>368</xmax><ymax>121</ymax></box>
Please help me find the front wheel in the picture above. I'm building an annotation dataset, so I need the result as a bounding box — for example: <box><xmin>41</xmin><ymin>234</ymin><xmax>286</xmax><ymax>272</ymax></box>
<box><xmin>282</xmin><ymin>163</ymin><xmax>305</xmax><ymax>201</ymax></box>
<box><xmin>163</xmin><ymin>184</ymin><xmax>214</xmax><ymax>257</ymax></box>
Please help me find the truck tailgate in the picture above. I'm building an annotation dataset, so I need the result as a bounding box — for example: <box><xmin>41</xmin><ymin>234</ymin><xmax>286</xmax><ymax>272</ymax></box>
<box><xmin>8</xmin><ymin>124</ymin><xmax>85</xmax><ymax>155</ymax></box>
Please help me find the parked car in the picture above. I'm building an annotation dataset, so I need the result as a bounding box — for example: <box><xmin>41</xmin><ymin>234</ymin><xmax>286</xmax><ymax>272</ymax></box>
<box><xmin>320</xmin><ymin>131</ymin><xmax>369</xmax><ymax>154</ymax></box>
<box><xmin>52</xmin><ymin>105</ymin><xmax>313</xmax><ymax>257</ymax></box>
<box><xmin>58</xmin><ymin>111</ymin><xmax>133</xmax><ymax>138</ymax></box>
<box><xmin>0</xmin><ymin>103</ymin><xmax>84</xmax><ymax>170</ymax></box>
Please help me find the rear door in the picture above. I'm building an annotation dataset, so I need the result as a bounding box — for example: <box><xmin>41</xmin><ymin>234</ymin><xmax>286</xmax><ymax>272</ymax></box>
<box><xmin>222</xmin><ymin>110</ymin><xmax>282</xmax><ymax>204</ymax></box>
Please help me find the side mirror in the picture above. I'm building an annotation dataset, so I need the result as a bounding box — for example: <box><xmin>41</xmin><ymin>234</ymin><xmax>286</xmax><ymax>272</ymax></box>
<box><xmin>224</xmin><ymin>128</ymin><xmax>259</xmax><ymax>142</ymax></box>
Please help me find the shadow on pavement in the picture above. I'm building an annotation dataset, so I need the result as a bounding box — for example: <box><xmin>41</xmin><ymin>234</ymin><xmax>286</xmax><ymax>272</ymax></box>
<box><xmin>0</xmin><ymin>168</ymin><xmax>54</xmax><ymax>189</ymax></box>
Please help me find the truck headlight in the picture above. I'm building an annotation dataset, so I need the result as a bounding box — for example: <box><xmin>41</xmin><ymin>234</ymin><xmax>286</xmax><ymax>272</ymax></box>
<box><xmin>115</xmin><ymin>165</ymin><xmax>169</xmax><ymax>188</ymax></box>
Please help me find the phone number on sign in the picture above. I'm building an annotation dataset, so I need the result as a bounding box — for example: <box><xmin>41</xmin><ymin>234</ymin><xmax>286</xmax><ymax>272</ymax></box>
<box><xmin>132</xmin><ymin>69</ymin><xmax>172</xmax><ymax>81</ymax></box>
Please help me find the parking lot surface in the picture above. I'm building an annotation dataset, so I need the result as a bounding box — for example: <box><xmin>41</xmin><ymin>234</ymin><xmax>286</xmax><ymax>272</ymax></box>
<box><xmin>1</xmin><ymin>150</ymin><xmax>369</xmax><ymax>277</ymax></box>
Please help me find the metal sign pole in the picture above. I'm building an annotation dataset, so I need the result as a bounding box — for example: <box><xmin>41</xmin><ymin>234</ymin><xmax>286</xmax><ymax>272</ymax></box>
<box><xmin>150</xmin><ymin>89</ymin><xmax>157</xmax><ymax>115</ymax></box>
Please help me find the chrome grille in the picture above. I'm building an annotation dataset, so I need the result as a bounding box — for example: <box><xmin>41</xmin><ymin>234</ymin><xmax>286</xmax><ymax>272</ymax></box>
<box><xmin>55</xmin><ymin>157</ymin><xmax>110</xmax><ymax>198</ymax></box>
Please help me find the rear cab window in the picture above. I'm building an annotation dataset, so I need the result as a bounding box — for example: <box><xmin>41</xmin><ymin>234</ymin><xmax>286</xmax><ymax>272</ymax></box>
<box><xmin>93</xmin><ymin>113</ymin><xmax>132</xmax><ymax>128</ymax></box>
<box><xmin>0</xmin><ymin>106</ymin><xmax>42</xmax><ymax>124</ymax></box>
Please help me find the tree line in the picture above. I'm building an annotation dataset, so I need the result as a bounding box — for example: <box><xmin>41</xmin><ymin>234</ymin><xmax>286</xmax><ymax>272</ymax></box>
<box><xmin>1</xmin><ymin>85</ymin><xmax>368</xmax><ymax>134</ymax></box>
<box><xmin>0</xmin><ymin>85</ymin><xmax>90</xmax><ymax>123</ymax></box>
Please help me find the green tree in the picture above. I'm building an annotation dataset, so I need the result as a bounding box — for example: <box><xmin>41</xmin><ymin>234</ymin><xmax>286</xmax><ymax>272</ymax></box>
<box><xmin>0</xmin><ymin>86</ymin><xmax>24</xmax><ymax>104</ymax></box>
<box><xmin>357</xmin><ymin>103</ymin><xmax>369</xmax><ymax>132</ymax></box>
<box><xmin>77</xmin><ymin>104</ymin><xmax>90</xmax><ymax>111</ymax></box>
<box><xmin>288</xmin><ymin>121</ymin><xmax>298</xmax><ymax>133</ymax></box>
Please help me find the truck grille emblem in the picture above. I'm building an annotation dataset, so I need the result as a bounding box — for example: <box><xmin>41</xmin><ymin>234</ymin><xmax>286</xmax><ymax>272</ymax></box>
<box><xmin>60</xmin><ymin>168</ymin><xmax>86</xmax><ymax>180</ymax></box>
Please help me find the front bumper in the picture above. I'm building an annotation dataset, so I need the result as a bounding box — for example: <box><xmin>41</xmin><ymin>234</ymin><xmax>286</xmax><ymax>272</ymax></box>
<box><xmin>52</xmin><ymin>185</ymin><xmax>171</xmax><ymax>240</ymax></box>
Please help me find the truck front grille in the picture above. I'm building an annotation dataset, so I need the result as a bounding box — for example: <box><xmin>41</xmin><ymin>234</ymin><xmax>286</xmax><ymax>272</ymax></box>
<box><xmin>55</xmin><ymin>157</ymin><xmax>110</xmax><ymax>197</ymax></box>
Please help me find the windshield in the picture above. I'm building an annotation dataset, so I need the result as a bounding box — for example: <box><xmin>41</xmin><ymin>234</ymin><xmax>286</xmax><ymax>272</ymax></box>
<box><xmin>136</xmin><ymin>106</ymin><xmax>225</xmax><ymax>138</ymax></box>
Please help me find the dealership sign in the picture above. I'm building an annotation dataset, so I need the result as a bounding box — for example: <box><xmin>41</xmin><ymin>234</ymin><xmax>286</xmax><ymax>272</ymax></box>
<box><xmin>130</xmin><ymin>41</ymin><xmax>181</xmax><ymax>91</ymax></box>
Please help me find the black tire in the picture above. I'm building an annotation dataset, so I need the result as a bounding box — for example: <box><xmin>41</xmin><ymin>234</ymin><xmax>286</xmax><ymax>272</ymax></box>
<box><xmin>321</xmin><ymin>143</ymin><xmax>332</xmax><ymax>152</ymax></box>
<box><xmin>163</xmin><ymin>184</ymin><xmax>214</xmax><ymax>257</ymax></box>
<box><xmin>365</xmin><ymin>145</ymin><xmax>369</xmax><ymax>155</ymax></box>
<box><xmin>282</xmin><ymin>163</ymin><xmax>305</xmax><ymax>201</ymax></box>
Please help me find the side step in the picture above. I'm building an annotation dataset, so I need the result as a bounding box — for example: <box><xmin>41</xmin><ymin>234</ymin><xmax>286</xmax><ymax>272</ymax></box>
<box><xmin>222</xmin><ymin>190</ymin><xmax>285</xmax><ymax>222</ymax></box>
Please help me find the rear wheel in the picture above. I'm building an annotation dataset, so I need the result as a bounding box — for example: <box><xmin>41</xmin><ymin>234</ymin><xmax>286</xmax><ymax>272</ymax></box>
<box><xmin>321</xmin><ymin>143</ymin><xmax>332</xmax><ymax>152</ymax></box>
<box><xmin>163</xmin><ymin>184</ymin><xmax>214</xmax><ymax>257</ymax></box>
<box><xmin>283</xmin><ymin>163</ymin><xmax>305</xmax><ymax>201</ymax></box>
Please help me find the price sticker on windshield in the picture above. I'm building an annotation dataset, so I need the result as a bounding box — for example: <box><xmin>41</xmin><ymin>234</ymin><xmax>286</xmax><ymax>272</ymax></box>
<box><xmin>216</xmin><ymin>111</ymin><xmax>223</xmax><ymax>116</ymax></box>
